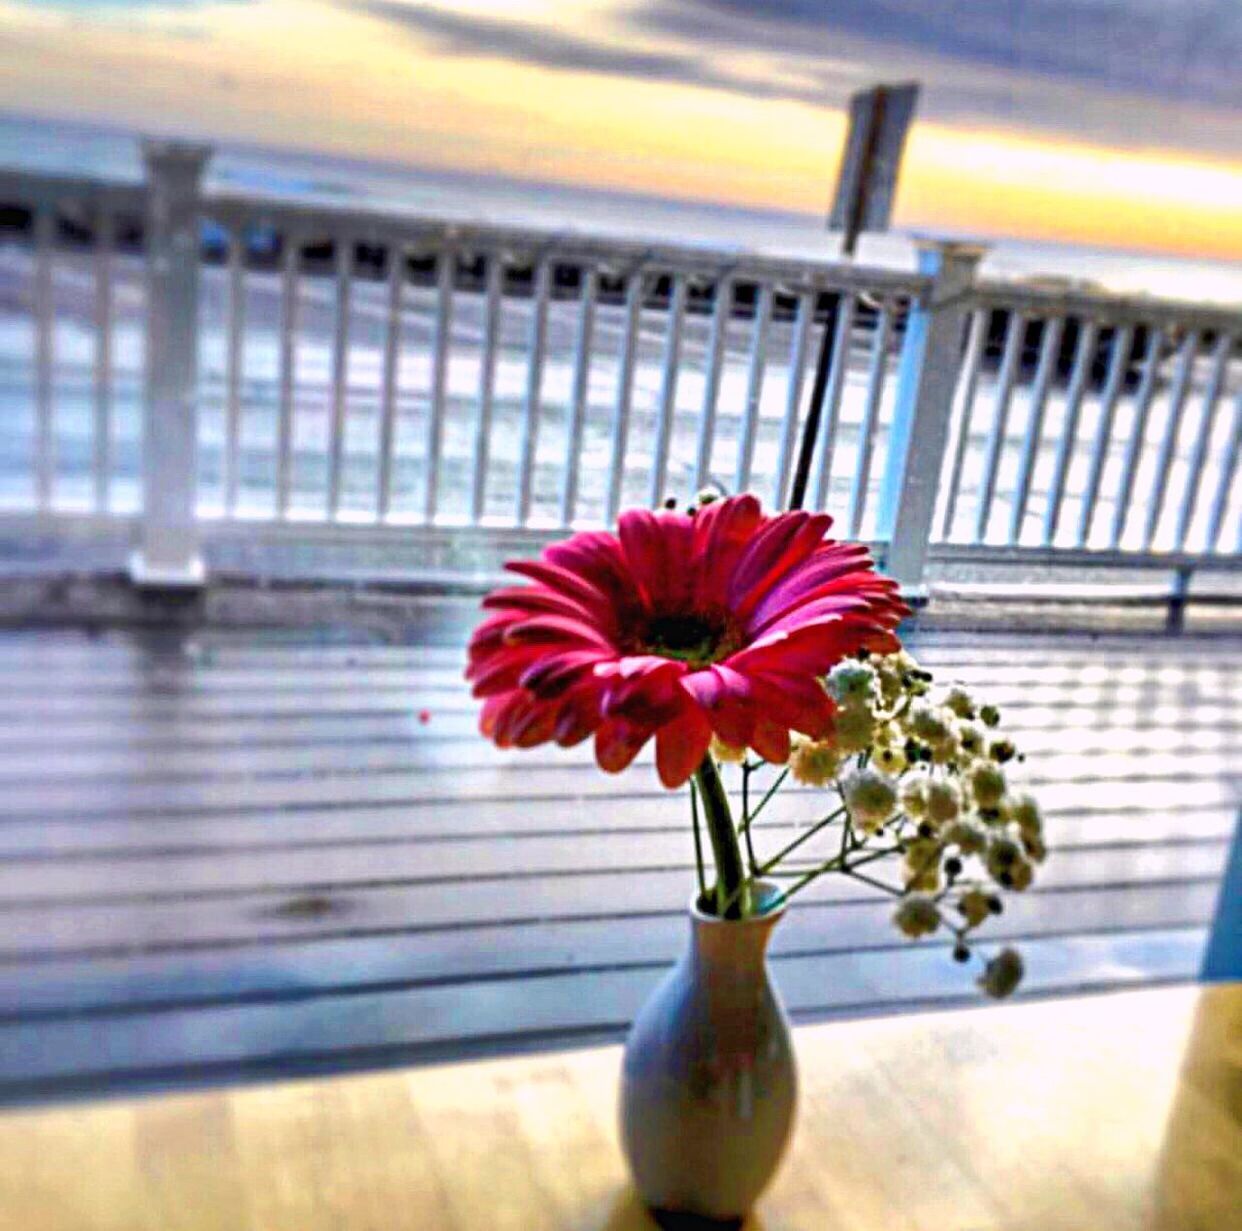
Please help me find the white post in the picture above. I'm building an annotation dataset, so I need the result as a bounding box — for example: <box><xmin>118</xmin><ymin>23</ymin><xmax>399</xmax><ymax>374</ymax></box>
<box><xmin>131</xmin><ymin>140</ymin><xmax>211</xmax><ymax>586</ymax></box>
<box><xmin>875</xmin><ymin>240</ymin><xmax>984</xmax><ymax>595</ymax></box>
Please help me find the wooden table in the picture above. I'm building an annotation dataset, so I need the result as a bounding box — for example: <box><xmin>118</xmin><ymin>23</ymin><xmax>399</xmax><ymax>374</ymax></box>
<box><xmin>1</xmin><ymin>984</ymin><xmax>1237</xmax><ymax>1231</ymax></box>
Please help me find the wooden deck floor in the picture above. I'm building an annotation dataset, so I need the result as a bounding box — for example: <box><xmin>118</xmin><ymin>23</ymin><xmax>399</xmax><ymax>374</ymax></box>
<box><xmin>0</xmin><ymin>607</ymin><xmax>1237</xmax><ymax>1104</ymax></box>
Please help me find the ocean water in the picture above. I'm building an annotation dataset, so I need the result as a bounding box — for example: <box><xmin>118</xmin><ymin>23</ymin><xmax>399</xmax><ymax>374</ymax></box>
<box><xmin>5</xmin><ymin>111</ymin><xmax>1242</xmax><ymax>307</ymax></box>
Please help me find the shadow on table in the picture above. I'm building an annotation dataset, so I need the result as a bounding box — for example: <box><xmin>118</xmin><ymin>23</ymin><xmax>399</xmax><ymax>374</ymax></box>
<box><xmin>599</xmin><ymin>1189</ymin><xmax>767</xmax><ymax>1231</ymax></box>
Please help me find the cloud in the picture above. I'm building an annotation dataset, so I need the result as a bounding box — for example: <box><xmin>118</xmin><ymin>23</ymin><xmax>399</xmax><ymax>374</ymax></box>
<box><xmin>639</xmin><ymin>0</ymin><xmax>1242</xmax><ymax>111</ymax></box>
<box><xmin>349</xmin><ymin>1</ymin><xmax>849</xmax><ymax>105</ymax></box>
<box><xmin>344</xmin><ymin>0</ymin><xmax>1242</xmax><ymax>158</ymax></box>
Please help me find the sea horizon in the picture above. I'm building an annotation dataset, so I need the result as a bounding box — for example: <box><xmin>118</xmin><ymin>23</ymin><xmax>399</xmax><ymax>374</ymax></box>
<box><xmin>4</xmin><ymin>109</ymin><xmax>1242</xmax><ymax>308</ymax></box>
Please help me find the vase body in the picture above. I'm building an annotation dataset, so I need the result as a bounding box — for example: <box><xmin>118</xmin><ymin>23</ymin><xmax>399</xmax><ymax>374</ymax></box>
<box><xmin>620</xmin><ymin>881</ymin><xmax>796</xmax><ymax>1223</ymax></box>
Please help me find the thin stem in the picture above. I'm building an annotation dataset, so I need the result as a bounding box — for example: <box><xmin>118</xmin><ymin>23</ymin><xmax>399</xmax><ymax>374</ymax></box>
<box><xmin>738</xmin><ymin>767</ymin><xmax>789</xmax><ymax>834</ymax></box>
<box><xmin>740</xmin><ymin>762</ymin><xmax>759</xmax><ymax>874</ymax></box>
<box><xmin>694</xmin><ymin>757</ymin><xmax>749</xmax><ymax>918</ymax></box>
<box><xmin>690</xmin><ymin>778</ymin><xmax>706</xmax><ymax>899</ymax></box>
<box><xmin>776</xmin><ymin>841</ymin><xmax>904</xmax><ymax>904</ymax></box>
<box><xmin>842</xmin><ymin>866</ymin><xmax>904</xmax><ymax>896</ymax></box>
<box><xmin>758</xmin><ymin>805</ymin><xmax>847</xmax><ymax>873</ymax></box>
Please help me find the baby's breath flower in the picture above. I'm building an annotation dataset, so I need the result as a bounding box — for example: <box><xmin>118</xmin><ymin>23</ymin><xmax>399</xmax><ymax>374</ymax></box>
<box><xmin>925</xmin><ymin>778</ymin><xmax>962</xmax><ymax>824</ymax></box>
<box><xmin>875</xmin><ymin>660</ymin><xmax>904</xmax><ymax>707</ymax></box>
<box><xmin>969</xmin><ymin>762</ymin><xmax>1007</xmax><ymax>810</ymax></box>
<box><xmin>1021</xmin><ymin>831</ymin><xmax>1048</xmax><ymax>864</ymax></box>
<box><xmin>826</xmin><ymin>660</ymin><xmax>877</xmax><ymax>706</ymax></box>
<box><xmin>944</xmin><ymin>686</ymin><xmax>976</xmax><ymax>719</ymax></box>
<box><xmin>894</xmin><ymin>894</ymin><xmax>940</xmax><ymax>938</ymax></box>
<box><xmin>978</xmin><ymin>947</ymin><xmax>1024</xmax><ymax>998</ymax></box>
<box><xmin>832</xmin><ymin>704</ymin><xmax>876</xmax><ymax>754</ymax></box>
<box><xmin>985</xmin><ymin>835</ymin><xmax>1023</xmax><ymax>882</ymax></box>
<box><xmin>906</xmin><ymin>701</ymin><xmax>953</xmax><ymax>746</ymax></box>
<box><xmin>988</xmin><ymin>738</ymin><xmax>1017</xmax><ymax>764</ymax></box>
<box><xmin>710</xmin><ymin>736</ymin><xmax>747</xmax><ymax>764</ymax></box>
<box><xmin>1007</xmin><ymin>856</ymin><xmax>1034</xmax><ymax>890</ymax></box>
<box><xmin>788</xmin><ymin>736</ymin><xmax>841</xmax><ymax>787</ymax></box>
<box><xmin>1005</xmin><ymin>793</ymin><xmax>1043</xmax><ymax>837</ymax></box>
<box><xmin>979</xmin><ymin>704</ymin><xmax>1001</xmax><ymax>728</ymax></box>
<box><xmin>943</xmin><ymin>819</ymin><xmax>988</xmax><ymax>855</ymax></box>
<box><xmin>958</xmin><ymin>889</ymin><xmax>992</xmax><ymax>928</ymax></box>
<box><xmin>954</xmin><ymin>720</ymin><xmax>986</xmax><ymax>760</ymax></box>
<box><xmin>843</xmin><ymin>767</ymin><xmax>898</xmax><ymax>831</ymax></box>
<box><xmin>904</xmin><ymin>836</ymin><xmax>943</xmax><ymax>891</ymax></box>
<box><xmin>873</xmin><ymin>721</ymin><xmax>901</xmax><ymax>748</ymax></box>
<box><xmin>874</xmin><ymin>744</ymin><xmax>908</xmax><ymax>775</ymax></box>
<box><xmin>900</xmin><ymin>775</ymin><xmax>929</xmax><ymax>819</ymax></box>
<box><xmin>929</xmin><ymin>731</ymin><xmax>961</xmax><ymax>765</ymax></box>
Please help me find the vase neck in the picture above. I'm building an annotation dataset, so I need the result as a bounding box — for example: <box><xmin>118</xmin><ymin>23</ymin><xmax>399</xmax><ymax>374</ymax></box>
<box><xmin>689</xmin><ymin>885</ymin><xmax>785</xmax><ymax>980</ymax></box>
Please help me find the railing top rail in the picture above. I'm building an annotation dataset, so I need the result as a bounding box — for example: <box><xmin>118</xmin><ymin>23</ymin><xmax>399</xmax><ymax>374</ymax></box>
<box><xmin>0</xmin><ymin>166</ymin><xmax>146</xmax><ymax>213</ymax></box>
<box><xmin>199</xmin><ymin>188</ymin><xmax>933</xmax><ymax>294</ymax></box>
<box><xmin>971</xmin><ymin>276</ymin><xmax>1242</xmax><ymax>334</ymax></box>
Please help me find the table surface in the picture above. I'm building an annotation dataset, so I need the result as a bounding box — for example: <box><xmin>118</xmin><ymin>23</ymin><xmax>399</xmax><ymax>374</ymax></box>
<box><xmin>2</xmin><ymin>983</ymin><xmax>1238</xmax><ymax>1231</ymax></box>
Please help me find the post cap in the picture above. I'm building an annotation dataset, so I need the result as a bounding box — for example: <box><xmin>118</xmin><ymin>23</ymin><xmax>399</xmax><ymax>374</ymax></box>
<box><xmin>140</xmin><ymin>138</ymin><xmax>213</xmax><ymax>175</ymax></box>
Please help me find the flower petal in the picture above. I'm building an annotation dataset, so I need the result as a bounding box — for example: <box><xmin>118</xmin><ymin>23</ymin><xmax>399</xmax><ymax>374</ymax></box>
<box><xmin>655</xmin><ymin>703</ymin><xmax>712</xmax><ymax>789</ymax></box>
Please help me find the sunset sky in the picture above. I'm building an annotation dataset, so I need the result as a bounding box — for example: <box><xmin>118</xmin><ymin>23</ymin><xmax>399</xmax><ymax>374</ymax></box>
<box><xmin>2</xmin><ymin>0</ymin><xmax>1242</xmax><ymax>259</ymax></box>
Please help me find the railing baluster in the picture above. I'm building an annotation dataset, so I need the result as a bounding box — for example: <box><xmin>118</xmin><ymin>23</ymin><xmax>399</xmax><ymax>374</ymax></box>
<box><xmin>516</xmin><ymin>256</ymin><xmax>551</xmax><ymax>524</ymax></box>
<box><xmin>1075</xmin><ymin>324</ymin><xmax>1134</xmax><ymax>546</ymax></box>
<box><xmin>1109</xmin><ymin>328</ymin><xmax>1165</xmax><ymax>548</ymax></box>
<box><xmin>326</xmin><ymin>238</ymin><xmax>352</xmax><ymax>520</ymax></box>
<box><xmin>1142</xmin><ymin>329</ymin><xmax>1200</xmax><ymax>548</ymax></box>
<box><xmin>93</xmin><ymin>208</ymin><xmax>114</xmax><ymax>514</ymax></box>
<box><xmin>470</xmin><ymin>253</ymin><xmax>503</xmax><ymax>524</ymax></box>
<box><xmin>649</xmin><ymin>273</ymin><xmax>687</xmax><ymax>508</ymax></box>
<box><xmin>606</xmin><ymin>270</ymin><xmax>644</xmax><ymax>524</ymax></box>
<box><xmin>773</xmin><ymin>290</ymin><xmax>813</xmax><ymax>508</ymax></box>
<box><xmin>938</xmin><ymin>308</ymin><xmax>987</xmax><ymax>539</ymax></box>
<box><xmin>275</xmin><ymin>232</ymin><xmax>300</xmax><ymax>519</ymax></box>
<box><xmin>223</xmin><ymin>228</ymin><xmax>245</xmax><ymax>517</ymax></box>
<box><xmin>734</xmin><ymin>283</ymin><xmax>773</xmax><ymax>494</ymax></box>
<box><xmin>1042</xmin><ymin>319</ymin><xmax>1099</xmax><ymax>544</ymax></box>
<box><xmin>376</xmin><ymin>245</ymin><xmax>404</xmax><ymax>522</ymax></box>
<box><xmin>34</xmin><ymin>206</ymin><xmax>54</xmax><ymax>511</ymax></box>
<box><xmin>1173</xmin><ymin>332</ymin><xmax>1233</xmax><ymax>550</ymax></box>
<box><xmin>559</xmin><ymin>265</ymin><xmax>597</xmax><ymax>526</ymax></box>
<box><xmin>423</xmin><ymin>247</ymin><xmax>455</xmax><ymax>523</ymax></box>
<box><xmin>974</xmin><ymin>311</ymin><xmax>1026</xmax><ymax>543</ymax></box>
<box><xmin>847</xmin><ymin>297</ymin><xmax>893</xmax><ymax>538</ymax></box>
<box><xmin>1008</xmin><ymin>315</ymin><xmax>1063</xmax><ymax>544</ymax></box>
<box><xmin>694</xmin><ymin>275</ymin><xmax>732</xmax><ymax>491</ymax></box>
<box><xmin>811</xmin><ymin>292</ymin><xmax>856</xmax><ymax>511</ymax></box>
<box><xmin>1205</xmin><ymin>386</ymin><xmax>1242</xmax><ymax>552</ymax></box>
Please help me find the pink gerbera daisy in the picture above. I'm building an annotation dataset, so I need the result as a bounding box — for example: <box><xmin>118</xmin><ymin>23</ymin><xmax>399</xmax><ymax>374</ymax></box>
<box><xmin>466</xmin><ymin>495</ymin><xmax>909</xmax><ymax>788</ymax></box>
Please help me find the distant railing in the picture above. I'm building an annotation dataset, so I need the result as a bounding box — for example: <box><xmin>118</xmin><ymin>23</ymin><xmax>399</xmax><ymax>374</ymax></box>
<box><xmin>1</xmin><ymin>142</ymin><xmax>1239</xmax><ymax>592</ymax></box>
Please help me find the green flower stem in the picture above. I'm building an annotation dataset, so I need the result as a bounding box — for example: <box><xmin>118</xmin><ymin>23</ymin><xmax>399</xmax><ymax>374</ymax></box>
<box><xmin>690</xmin><ymin>779</ymin><xmax>707</xmax><ymax>899</ymax></box>
<box><xmin>757</xmin><ymin>805</ymin><xmax>847</xmax><ymax>874</ymax></box>
<box><xmin>740</xmin><ymin>763</ymin><xmax>759</xmax><ymax>875</ymax></box>
<box><xmin>737</xmin><ymin>767</ymin><xmax>789</xmax><ymax>835</ymax></box>
<box><xmin>777</xmin><ymin>842</ymin><xmax>904</xmax><ymax>904</ymax></box>
<box><xmin>694</xmin><ymin>757</ymin><xmax>750</xmax><ymax>919</ymax></box>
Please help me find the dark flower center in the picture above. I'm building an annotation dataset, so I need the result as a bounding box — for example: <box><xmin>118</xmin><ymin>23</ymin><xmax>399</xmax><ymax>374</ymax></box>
<box><xmin>643</xmin><ymin>611</ymin><xmax>738</xmax><ymax>667</ymax></box>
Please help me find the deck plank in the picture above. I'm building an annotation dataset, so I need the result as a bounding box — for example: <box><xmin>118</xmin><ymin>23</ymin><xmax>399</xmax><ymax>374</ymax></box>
<box><xmin>0</xmin><ymin>622</ymin><xmax>1236</xmax><ymax>1103</ymax></box>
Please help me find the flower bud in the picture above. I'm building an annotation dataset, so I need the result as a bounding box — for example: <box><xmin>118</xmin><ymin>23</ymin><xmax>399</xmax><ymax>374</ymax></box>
<box><xmin>925</xmin><ymin>777</ymin><xmax>962</xmax><ymax>824</ymax></box>
<box><xmin>978</xmin><ymin>947</ymin><xmax>1024</xmax><ymax>998</ymax></box>
<box><xmin>894</xmin><ymin>894</ymin><xmax>940</xmax><ymax>938</ymax></box>
<box><xmin>788</xmin><ymin>736</ymin><xmax>841</xmax><ymax>787</ymax></box>
<box><xmin>843</xmin><ymin>767</ymin><xmax>898</xmax><ymax>831</ymax></box>
<box><xmin>969</xmin><ymin>762</ymin><xmax>1007</xmax><ymax>810</ymax></box>
<box><xmin>958</xmin><ymin>889</ymin><xmax>992</xmax><ymax>927</ymax></box>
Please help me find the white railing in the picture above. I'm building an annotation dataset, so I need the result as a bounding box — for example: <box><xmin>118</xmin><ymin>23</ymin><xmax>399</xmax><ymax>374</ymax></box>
<box><xmin>1</xmin><ymin>142</ymin><xmax>1239</xmax><ymax>592</ymax></box>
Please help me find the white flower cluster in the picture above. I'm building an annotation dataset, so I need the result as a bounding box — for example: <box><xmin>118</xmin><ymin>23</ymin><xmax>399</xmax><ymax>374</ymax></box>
<box><xmin>753</xmin><ymin>650</ymin><xmax>1045</xmax><ymax>999</ymax></box>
